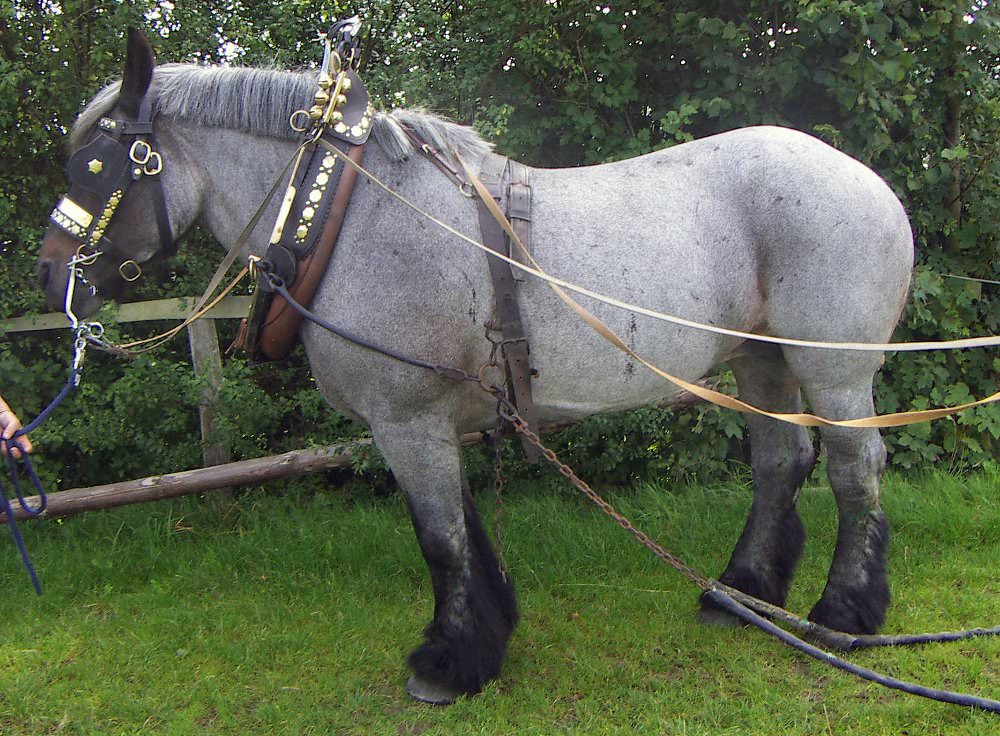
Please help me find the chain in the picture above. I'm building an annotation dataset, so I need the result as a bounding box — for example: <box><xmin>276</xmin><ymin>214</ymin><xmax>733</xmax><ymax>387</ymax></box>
<box><xmin>489</xmin><ymin>389</ymin><xmax>713</xmax><ymax>591</ymax></box>
<box><xmin>493</xmin><ymin>405</ymin><xmax>510</xmax><ymax>583</ymax></box>
<box><xmin>482</xmin><ymin>323</ymin><xmax>511</xmax><ymax>582</ymax></box>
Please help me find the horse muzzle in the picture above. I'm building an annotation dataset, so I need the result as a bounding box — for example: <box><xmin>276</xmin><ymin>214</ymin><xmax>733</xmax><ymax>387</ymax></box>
<box><xmin>37</xmin><ymin>227</ymin><xmax>106</xmax><ymax>318</ymax></box>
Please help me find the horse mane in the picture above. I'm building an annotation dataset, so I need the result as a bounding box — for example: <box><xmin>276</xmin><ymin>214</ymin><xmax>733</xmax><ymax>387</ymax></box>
<box><xmin>70</xmin><ymin>64</ymin><xmax>492</xmax><ymax>163</ymax></box>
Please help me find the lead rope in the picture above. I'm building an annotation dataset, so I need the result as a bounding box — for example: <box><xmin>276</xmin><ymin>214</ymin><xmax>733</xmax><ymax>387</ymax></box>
<box><xmin>1</xmin><ymin>325</ymin><xmax>100</xmax><ymax>593</ymax></box>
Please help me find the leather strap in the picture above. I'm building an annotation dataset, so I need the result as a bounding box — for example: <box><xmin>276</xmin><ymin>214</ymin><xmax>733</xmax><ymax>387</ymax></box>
<box><xmin>506</xmin><ymin>160</ymin><xmax>531</xmax><ymax>282</ymax></box>
<box><xmin>253</xmin><ymin>142</ymin><xmax>366</xmax><ymax>361</ymax></box>
<box><xmin>476</xmin><ymin>153</ymin><xmax>540</xmax><ymax>461</ymax></box>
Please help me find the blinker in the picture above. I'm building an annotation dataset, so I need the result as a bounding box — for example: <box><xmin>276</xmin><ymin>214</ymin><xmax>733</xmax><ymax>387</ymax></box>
<box><xmin>65</xmin><ymin>133</ymin><xmax>131</xmax><ymax>199</ymax></box>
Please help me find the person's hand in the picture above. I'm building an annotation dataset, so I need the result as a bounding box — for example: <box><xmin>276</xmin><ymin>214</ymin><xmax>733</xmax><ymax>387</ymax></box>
<box><xmin>0</xmin><ymin>403</ymin><xmax>32</xmax><ymax>458</ymax></box>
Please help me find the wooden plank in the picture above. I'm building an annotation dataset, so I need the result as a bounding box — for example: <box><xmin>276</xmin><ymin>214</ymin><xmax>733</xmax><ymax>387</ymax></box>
<box><xmin>0</xmin><ymin>379</ymin><xmax>713</xmax><ymax>524</ymax></box>
<box><xmin>0</xmin><ymin>295</ymin><xmax>252</xmax><ymax>334</ymax></box>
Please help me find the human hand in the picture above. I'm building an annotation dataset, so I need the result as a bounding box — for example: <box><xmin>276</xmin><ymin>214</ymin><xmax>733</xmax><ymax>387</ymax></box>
<box><xmin>0</xmin><ymin>403</ymin><xmax>32</xmax><ymax>459</ymax></box>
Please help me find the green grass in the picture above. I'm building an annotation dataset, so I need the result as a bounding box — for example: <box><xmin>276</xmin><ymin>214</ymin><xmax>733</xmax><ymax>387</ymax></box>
<box><xmin>1</xmin><ymin>467</ymin><xmax>999</xmax><ymax>734</ymax></box>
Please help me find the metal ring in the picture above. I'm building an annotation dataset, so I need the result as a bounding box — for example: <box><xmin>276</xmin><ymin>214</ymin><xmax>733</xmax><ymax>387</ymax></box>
<box><xmin>289</xmin><ymin>109</ymin><xmax>311</xmax><ymax>132</ymax></box>
<box><xmin>73</xmin><ymin>245</ymin><xmax>101</xmax><ymax>267</ymax></box>
<box><xmin>459</xmin><ymin>182</ymin><xmax>476</xmax><ymax>198</ymax></box>
<box><xmin>143</xmin><ymin>151</ymin><xmax>163</xmax><ymax>176</ymax></box>
<box><xmin>129</xmin><ymin>140</ymin><xmax>153</xmax><ymax>166</ymax></box>
<box><xmin>119</xmin><ymin>259</ymin><xmax>142</xmax><ymax>282</ymax></box>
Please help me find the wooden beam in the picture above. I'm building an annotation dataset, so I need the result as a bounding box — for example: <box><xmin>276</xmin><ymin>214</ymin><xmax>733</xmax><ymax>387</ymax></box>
<box><xmin>0</xmin><ymin>295</ymin><xmax>252</xmax><ymax>334</ymax></box>
<box><xmin>0</xmin><ymin>442</ymin><xmax>370</xmax><ymax>522</ymax></box>
<box><xmin>0</xmin><ymin>380</ymin><xmax>712</xmax><ymax>523</ymax></box>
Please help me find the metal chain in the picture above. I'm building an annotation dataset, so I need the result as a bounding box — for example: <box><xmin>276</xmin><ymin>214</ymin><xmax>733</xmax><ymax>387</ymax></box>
<box><xmin>493</xmin><ymin>405</ymin><xmax>510</xmax><ymax>583</ymax></box>
<box><xmin>490</xmin><ymin>390</ymin><xmax>713</xmax><ymax>591</ymax></box>
<box><xmin>483</xmin><ymin>323</ymin><xmax>511</xmax><ymax>582</ymax></box>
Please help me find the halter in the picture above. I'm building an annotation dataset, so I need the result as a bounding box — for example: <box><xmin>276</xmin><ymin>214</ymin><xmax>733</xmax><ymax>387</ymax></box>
<box><xmin>49</xmin><ymin>88</ymin><xmax>174</xmax><ymax>324</ymax></box>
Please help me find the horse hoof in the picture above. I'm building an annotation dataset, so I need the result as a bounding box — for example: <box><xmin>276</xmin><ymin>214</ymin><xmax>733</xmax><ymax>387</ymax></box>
<box><xmin>406</xmin><ymin>675</ymin><xmax>462</xmax><ymax>705</ymax></box>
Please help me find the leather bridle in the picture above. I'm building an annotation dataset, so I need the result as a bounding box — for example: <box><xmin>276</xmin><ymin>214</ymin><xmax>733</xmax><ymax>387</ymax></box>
<box><xmin>48</xmin><ymin>87</ymin><xmax>174</xmax><ymax>319</ymax></box>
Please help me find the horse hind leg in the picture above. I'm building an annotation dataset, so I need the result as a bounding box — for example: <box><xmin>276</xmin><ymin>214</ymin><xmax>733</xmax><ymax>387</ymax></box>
<box><xmin>700</xmin><ymin>345</ymin><xmax>817</xmax><ymax>624</ymax></box>
<box><xmin>803</xmin><ymin>385</ymin><xmax>890</xmax><ymax>634</ymax></box>
<box><xmin>371</xmin><ymin>418</ymin><xmax>518</xmax><ymax>704</ymax></box>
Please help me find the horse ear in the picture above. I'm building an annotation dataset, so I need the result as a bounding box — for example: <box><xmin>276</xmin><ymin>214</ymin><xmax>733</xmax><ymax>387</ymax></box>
<box><xmin>119</xmin><ymin>27</ymin><xmax>155</xmax><ymax>116</ymax></box>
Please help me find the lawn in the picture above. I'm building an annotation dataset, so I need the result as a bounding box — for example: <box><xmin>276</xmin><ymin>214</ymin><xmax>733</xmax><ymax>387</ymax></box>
<box><xmin>0</xmin><ymin>465</ymin><xmax>998</xmax><ymax>734</ymax></box>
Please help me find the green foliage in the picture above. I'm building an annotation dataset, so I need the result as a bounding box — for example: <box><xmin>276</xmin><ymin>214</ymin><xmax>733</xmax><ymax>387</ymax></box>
<box><xmin>2</xmin><ymin>1</ymin><xmax>999</xmax><ymax>495</ymax></box>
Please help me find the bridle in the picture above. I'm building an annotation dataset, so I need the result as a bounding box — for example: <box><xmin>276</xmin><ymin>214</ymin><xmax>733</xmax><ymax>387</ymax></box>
<box><xmin>48</xmin><ymin>87</ymin><xmax>174</xmax><ymax>327</ymax></box>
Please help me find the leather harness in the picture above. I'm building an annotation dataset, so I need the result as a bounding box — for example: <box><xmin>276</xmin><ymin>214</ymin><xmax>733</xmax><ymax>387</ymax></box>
<box><xmin>474</xmin><ymin>153</ymin><xmax>540</xmax><ymax>461</ymax></box>
<box><xmin>238</xmin><ymin>19</ymin><xmax>539</xmax><ymax>450</ymax></box>
<box><xmin>243</xmin><ymin>129</ymin><xmax>540</xmax><ymax>459</ymax></box>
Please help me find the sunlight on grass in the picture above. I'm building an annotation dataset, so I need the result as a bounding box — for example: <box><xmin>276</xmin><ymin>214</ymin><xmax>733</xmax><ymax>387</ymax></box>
<box><xmin>0</xmin><ymin>469</ymin><xmax>997</xmax><ymax>733</ymax></box>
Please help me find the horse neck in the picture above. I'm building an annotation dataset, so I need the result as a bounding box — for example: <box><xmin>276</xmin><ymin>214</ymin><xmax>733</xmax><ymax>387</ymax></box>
<box><xmin>169</xmin><ymin>121</ymin><xmax>303</xmax><ymax>258</ymax></box>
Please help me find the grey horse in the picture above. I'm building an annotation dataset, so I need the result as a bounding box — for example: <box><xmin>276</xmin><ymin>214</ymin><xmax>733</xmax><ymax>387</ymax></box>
<box><xmin>37</xmin><ymin>31</ymin><xmax>913</xmax><ymax>704</ymax></box>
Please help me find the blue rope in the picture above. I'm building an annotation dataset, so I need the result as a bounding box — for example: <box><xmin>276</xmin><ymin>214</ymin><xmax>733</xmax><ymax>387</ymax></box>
<box><xmin>702</xmin><ymin>588</ymin><xmax>1000</xmax><ymax>713</ymax></box>
<box><xmin>1</xmin><ymin>368</ymin><xmax>81</xmax><ymax>595</ymax></box>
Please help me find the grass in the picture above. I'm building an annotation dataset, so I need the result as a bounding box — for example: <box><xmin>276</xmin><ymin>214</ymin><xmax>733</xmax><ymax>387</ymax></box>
<box><xmin>0</xmin><ymin>466</ymin><xmax>999</xmax><ymax>734</ymax></box>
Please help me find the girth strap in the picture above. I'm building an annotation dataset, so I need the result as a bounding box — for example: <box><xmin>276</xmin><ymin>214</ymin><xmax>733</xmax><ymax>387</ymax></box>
<box><xmin>476</xmin><ymin>153</ymin><xmax>540</xmax><ymax>462</ymax></box>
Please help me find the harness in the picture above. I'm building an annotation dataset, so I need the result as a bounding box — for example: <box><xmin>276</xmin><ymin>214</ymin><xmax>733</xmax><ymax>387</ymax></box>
<box><xmin>28</xmin><ymin>17</ymin><xmax>1000</xmax><ymax>713</ymax></box>
<box><xmin>49</xmin><ymin>93</ymin><xmax>174</xmax><ymax>315</ymax></box>
<box><xmin>240</xmin><ymin>26</ymin><xmax>541</xmax><ymax>454</ymax></box>
<box><xmin>472</xmin><ymin>153</ymin><xmax>539</xmax><ymax>461</ymax></box>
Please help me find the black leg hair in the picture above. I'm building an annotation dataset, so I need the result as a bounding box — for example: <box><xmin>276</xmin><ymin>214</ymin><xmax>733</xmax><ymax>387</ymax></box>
<box><xmin>407</xmin><ymin>488</ymin><xmax>518</xmax><ymax>695</ymax></box>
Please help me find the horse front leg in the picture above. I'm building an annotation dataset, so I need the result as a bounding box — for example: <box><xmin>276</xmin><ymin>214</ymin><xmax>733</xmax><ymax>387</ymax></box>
<box><xmin>372</xmin><ymin>418</ymin><xmax>518</xmax><ymax>704</ymax></box>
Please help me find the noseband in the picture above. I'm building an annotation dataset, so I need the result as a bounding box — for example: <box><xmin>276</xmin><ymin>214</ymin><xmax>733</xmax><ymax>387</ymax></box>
<box><xmin>49</xmin><ymin>87</ymin><xmax>174</xmax><ymax>317</ymax></box>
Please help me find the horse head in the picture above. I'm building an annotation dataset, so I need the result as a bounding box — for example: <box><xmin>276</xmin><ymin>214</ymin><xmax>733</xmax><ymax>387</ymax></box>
<box><xmin>37</xmin><ymin>29</ymin><xmax>202</xmax><ymax>319</ymax></box>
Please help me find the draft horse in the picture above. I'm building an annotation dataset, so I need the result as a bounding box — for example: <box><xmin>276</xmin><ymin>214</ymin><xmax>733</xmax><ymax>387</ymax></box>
<box><xmin>37</xmin><ymin>31</ymin><xmax>913</xmax><ymax>703</ymax></box>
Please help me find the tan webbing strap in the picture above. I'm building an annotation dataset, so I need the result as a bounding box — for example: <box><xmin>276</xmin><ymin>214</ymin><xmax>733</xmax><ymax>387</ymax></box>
<box><xmin>316</xmin><ymin>140</ymin><xmax>1000</xmax><ymax>430</ymax></box>
<box><xmin>458</xmin><ymin>157</ymin><xmax>1000</xmax><ymax>430</ymax></box>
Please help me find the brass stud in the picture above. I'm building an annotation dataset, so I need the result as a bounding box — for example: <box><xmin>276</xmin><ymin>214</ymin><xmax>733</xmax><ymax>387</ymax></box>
<box><xmin>314</xmin><ymin>90</ymin><xmax>330</xmax><ymax>106</ymax></box>
<box><xmin>318</xmin><ymin>73</ymin><xmax>334</xmax><ymax>90</ymax></box>
<box><xmin>334</xmin><ymin>122</ymin><xmax>348</xmax><ymax>134</ymax></box>
<box><xmin>316</xmin><ymin>172</ymin><xmax>329</xmax><ymax>187</ymax></box>
<box><xmin>296</xmin><ymin>224</ymin><xmax>309</xmax><ymax>240</ymax></box>
<box><xmin>341</xmin><ymin>77</ymin><xmax>352</xmax><ymax>91</ymax></box>
<box><xmin>302</xmin><ymin>206</ymin><xmax>315</xmax><ymax>221</ymax></box>
<box><xmin>309</xmin><ymin>190</ymin><xmax>322</xmax><ymax>203</ymax></box>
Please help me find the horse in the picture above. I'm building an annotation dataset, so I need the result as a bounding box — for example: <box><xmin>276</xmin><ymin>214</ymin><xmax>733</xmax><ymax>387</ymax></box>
<box><xmin>37</xmin><ymin>30</ymin><xmax>913</xmax><ymax>704</ymax></box>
